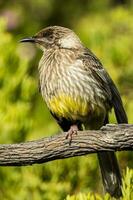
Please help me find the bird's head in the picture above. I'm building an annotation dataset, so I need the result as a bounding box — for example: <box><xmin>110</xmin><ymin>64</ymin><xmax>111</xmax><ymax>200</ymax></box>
<box><xmin>20</xmin><ymin>26</ymin><xmax>82</xmax><ymax>51</ymax></box>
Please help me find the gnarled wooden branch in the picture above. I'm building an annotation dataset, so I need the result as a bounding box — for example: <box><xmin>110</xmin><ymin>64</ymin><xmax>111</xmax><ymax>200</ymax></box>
<box><xmin>0</xmin><ymin>124</ymin><xmax>132</xmax><ymax>166</ymax></box>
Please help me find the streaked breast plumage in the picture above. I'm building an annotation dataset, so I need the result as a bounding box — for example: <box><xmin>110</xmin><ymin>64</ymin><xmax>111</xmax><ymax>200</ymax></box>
<box><xmin>39</xmin><ymin>49</ymin><xmax>108</xmax><ymax>121</ymax></box>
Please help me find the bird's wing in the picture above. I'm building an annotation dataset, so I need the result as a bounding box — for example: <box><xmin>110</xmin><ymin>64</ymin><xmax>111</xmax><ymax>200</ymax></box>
<box><xmin>79</xmin><ymin>48</ymin><xmax>128</xmax><ymax>123</ymax></box>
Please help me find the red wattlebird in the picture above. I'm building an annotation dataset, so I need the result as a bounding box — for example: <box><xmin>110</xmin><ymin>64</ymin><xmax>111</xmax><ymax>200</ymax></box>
<box><xmin>20</xmin><ymin>26</ymin><xmax>128</xmax><ymax>197</ymax></box>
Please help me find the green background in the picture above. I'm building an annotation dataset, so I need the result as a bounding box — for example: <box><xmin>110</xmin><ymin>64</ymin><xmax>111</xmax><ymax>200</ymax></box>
<box><xmin>0</xmin><ymin>0</ymin><xmax>133</xmax><ymax>199</ymax></box>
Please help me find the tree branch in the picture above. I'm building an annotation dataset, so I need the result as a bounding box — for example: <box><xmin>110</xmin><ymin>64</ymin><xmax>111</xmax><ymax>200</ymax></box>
<box><xmin>0</xmin><ymin>124</ymin><xmax>132</xmax><ymax>166</ymax></box>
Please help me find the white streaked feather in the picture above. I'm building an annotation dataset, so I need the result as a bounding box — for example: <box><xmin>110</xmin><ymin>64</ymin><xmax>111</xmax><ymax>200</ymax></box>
<box><xmin>39</xmin><ymin>48</ymin><xmax>107</xmax><ymax>117</ymax></box>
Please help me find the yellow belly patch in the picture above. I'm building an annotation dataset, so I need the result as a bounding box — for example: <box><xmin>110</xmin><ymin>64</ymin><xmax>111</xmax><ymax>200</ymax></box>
<box><xmin>48</xmin><ymin>94</ymin><xmax>89</xmax><ymax>120</ymax></box>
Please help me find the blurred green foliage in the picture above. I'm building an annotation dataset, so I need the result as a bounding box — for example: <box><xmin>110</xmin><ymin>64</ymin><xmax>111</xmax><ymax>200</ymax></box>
<box><xmin>0</xmin><ymin>0</ymin><xmax>133</xmax><ymax>199</ymax></box>
<box><xmin>66</xmin><ymin>168</ymin><xmax>133</xmax><ymax>200</ymax></box>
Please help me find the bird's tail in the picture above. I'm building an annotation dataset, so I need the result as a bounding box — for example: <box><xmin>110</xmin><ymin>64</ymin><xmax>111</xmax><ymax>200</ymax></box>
<box><xmin>97</xmin><ymin>76</ymin><xmax>128</xmax><ymax>197</ymax></box>
<box><xmin>97</xmin><ymin>151</ymin><xmax>122</xmax><ymax>198</ymax></box>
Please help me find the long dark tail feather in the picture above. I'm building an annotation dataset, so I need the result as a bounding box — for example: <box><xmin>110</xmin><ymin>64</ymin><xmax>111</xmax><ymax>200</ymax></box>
<box><xmin>98</xmin><ymin>115</ymin><xmax>123</xmax><ymax>198</ymax></box>
<box><xmin>110</xmin><ymin>80</ymin><xmax>128</xmax><ymax>124</ymax></box>
<box><xmin>98</xmin><ymin>152</ymin><xmax>122</xmax><ymax>198</ymax></box>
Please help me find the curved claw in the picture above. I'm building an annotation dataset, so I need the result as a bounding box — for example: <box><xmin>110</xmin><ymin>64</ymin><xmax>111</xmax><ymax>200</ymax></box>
<box><xmin>65</xmin><ymin>125</ymin><xmax>78</xmax><ymax>145</ymax></box>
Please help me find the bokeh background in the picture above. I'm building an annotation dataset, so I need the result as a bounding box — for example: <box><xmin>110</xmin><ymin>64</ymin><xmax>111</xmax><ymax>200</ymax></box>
<box><xmin>0</xmin><ymin>0</ymin><xmax>133</xmax><ymax>199</ymax></box>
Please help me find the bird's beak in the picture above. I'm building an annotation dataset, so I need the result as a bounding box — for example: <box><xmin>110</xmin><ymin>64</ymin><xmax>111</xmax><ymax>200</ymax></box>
<box><xmin>19</xmin><ymin>37</ymin><xmax>36</xmax><ymax>43</ymax></box>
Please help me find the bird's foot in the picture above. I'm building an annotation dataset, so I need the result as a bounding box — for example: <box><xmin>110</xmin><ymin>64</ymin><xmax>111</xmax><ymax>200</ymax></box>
<box><xmin>66</xmin><ymin>125</ymin><xmax>78</xmax><ymax>145</ymax></box>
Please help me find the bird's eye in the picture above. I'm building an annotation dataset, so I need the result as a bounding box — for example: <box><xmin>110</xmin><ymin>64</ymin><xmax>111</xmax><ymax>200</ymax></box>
<box><xmin>43</xmin><ymin>30</ymin><xmax>53</xmax><ymax>39</ymax></box>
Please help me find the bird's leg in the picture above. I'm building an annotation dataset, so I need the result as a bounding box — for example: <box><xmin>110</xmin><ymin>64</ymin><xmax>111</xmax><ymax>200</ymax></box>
<box><xmin>65</xmin><ymin>124</ymin><xmax>78</xmax><ymax>144</ymax></box>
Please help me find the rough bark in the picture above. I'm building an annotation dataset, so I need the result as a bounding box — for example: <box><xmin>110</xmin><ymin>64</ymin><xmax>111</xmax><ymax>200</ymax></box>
<box><xmin>0</xmin><ymin>124</ymin><xmax>132</xmax><ymax>166</ymax></box>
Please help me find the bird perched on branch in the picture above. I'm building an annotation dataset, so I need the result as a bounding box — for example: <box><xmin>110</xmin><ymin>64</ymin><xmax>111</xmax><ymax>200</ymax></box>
<box><xmin>20</xmin><ymin>26</ymin><xmax>128</xmax><ymax>198</ymax></box>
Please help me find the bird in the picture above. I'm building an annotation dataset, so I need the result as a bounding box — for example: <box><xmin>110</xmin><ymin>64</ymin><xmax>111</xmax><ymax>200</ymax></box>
<box><xmin>20</xmin><ymin>26</ymin><xmax>128</xmax><ymax>198</ymax></box>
